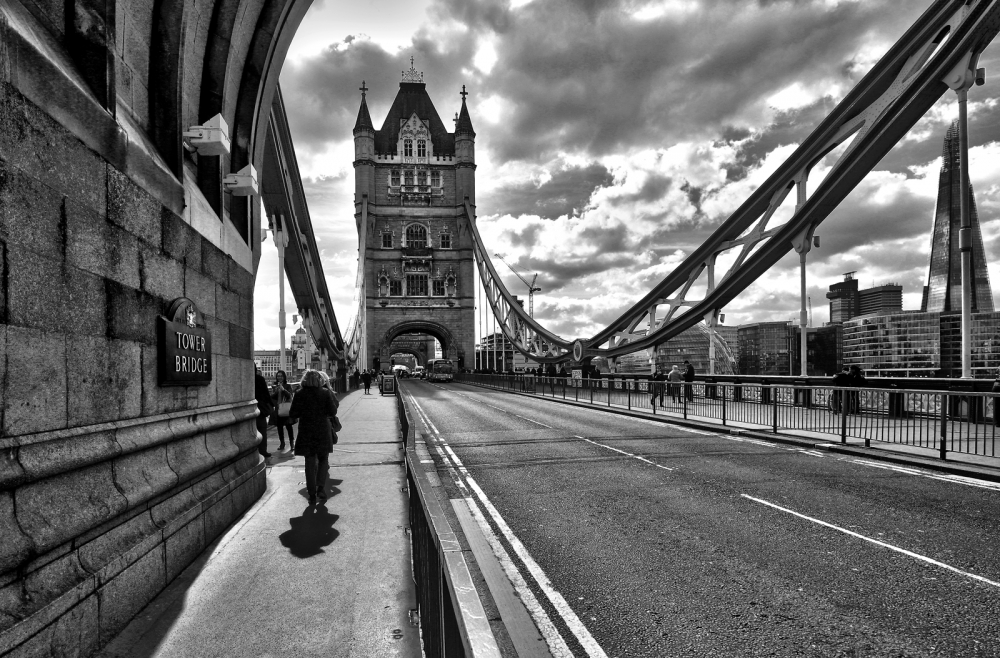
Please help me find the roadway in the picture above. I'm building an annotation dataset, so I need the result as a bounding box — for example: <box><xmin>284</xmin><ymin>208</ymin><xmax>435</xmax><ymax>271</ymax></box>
<box><xmin>402</xmin><ymin>379</ymin><xmax>1000</xmax><ymax>657</ymax></box>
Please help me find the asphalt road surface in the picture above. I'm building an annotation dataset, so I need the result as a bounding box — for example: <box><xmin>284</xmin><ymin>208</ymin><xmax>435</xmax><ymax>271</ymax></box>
<box><xmin>403</xmin><ymin>379</ymin><xmax>1000</xmax><ymax>658</ymax></box>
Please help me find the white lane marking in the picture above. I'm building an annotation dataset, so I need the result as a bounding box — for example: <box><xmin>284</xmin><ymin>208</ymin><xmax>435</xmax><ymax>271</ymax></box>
<box><xmin>514</xmin><ymin>414</ymin><xmax>553</xmax><ymax>428</ymax></box>
<box><xmin>409</xmin><ymin>393</ymin><xmax>608</xmax><ymax>658</ymax></box>
<box><xmin>580</xmin><ymin>438</ymin><xmax>674</xmax><ymax>471</ymax></box>
<box><xmin>842</xmin><ymin>458</ymin><xmax>1000</xmax><ymax>492</ymax></box>
<box><xmin>460</xmin><ymin>497</ymin><xmax>575</xmax><ymax>657</ymax></box>
<box><xmin>743</xmin><ymin>494</ymin><xmax>1000</xmax><ymax>590</ymax></box>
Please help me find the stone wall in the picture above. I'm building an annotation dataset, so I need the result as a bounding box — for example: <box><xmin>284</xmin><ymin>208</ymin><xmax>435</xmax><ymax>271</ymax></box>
<box><xmin>0</xmin><ymin>46</ymin><xmax>262</xmax><ymax>658</ymax></box>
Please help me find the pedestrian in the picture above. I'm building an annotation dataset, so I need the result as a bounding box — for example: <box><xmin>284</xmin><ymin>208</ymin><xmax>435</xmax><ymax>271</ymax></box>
<box><xmin>254</xmin><ymin>365</ymin><xmax>274</xmax><ymax>458</ymax></box>
<box><xmin>992</xmin><ymin>369</ymin><xmax>1000</xmax><ymax>427</ymax></box>
<box><xmin>668</xmin><ymin>364</ymin><xmax>684</xmax><ymax>402</ymax></box>
<box><xmin>289</xmin><ymin>369</ymin><xmax>340</xmax><ymax>505</ymax></box>
<box><xmin>683</xmin><ymin>360</ymin><xmax>695</xmax><ymax>402</ymax></box>
<box><xmin>271</xmin><ymin>370</ymin><xmax>295</xmax><ymax>451</ymax></box>
<box><xmin>847</xmin><ymin>365</ymin><xmax>866</xmax><ymax>414</ymax></box>
<box><xmin>830</xmin><ymin>365</ymin><xmax>850</xmax><ymax>413</ymax></box>
<box><xmin>362</xmin><ymin>369</ymin><xmax>372</xmax><ymax>394</ymax></box>
<box><xmin>546</xmin><ymin>363</ymin><xmax>557</xmax><ymax>393</ymax></box>
<box><xmin>650</xmin><ymin>367</ymin><xmax>666</xmax><ymax>409</ymax></box>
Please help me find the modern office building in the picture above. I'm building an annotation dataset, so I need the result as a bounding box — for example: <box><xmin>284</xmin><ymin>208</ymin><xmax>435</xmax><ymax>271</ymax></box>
<box><xmin>827</xmin><ymin>272</ymin><xmax>860</xmax><ymax>323</ymax></box>
<box><xmin>859</xmin><ymin>284</ymin><xmax>903</xmax><ymax>316</ymax></box>
<box><xmin>737</xmin><ymin>321</ymin><xmax>793</xmax><ymax>375</ymax></box>
<box><xmin>827</xmin><ymin>273</ymin><xmax>902</xmax><ymax>323</ymax></box>
<box><xmin>655</xmin><ymin>324</ymin><xmax>737</xmax><ymax>375</ymax></box>
<box><xmin>922</xmin><ymin>120</ymin><xmax>994</xmax><ymax>313</ymax></box>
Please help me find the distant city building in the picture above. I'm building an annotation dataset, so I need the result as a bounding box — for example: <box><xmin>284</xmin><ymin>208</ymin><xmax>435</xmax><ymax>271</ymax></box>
<box><xmin>656</xmin><ymin>324</ymin><xmax>736</xmax><ymax>375</ymax></box>
<box><xmin>737</xmin><ymin>321</ymin><xmax>792</xmax><ymax>375</ymax></box>
<box><xmin>858</xmin><ymin>284</ymin><xmax>903</xmax><ymax>316</ymax></box>
<box><xmin>254</xmin><ymin>350</ymin><xmax>281</xmax><ymax>381</ymax></box>
<box><xmin>827</xmin><ymin>272</ymin><xmax>860</xmax><ymax>323</ymax></box>
<box><xmin>477</xmin><ymin>333</ymin><xmax>539</xmax><ymax>372</ymax></box>
<box><xmin>921</xmin><ymin>120</ymin><xmax>994</xmax><ymax>314</ymax></box>
<box><xmin>827</xmin><ymin>273</ymin><xmax>902</xmax><ymax>323</ymax></box>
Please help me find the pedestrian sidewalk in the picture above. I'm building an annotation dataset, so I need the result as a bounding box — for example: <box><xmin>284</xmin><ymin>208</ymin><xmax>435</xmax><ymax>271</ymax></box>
<box><xmin>98</xmin><ymin>389</ymin><xmax>420</xmax><ymax>658</ymax></box>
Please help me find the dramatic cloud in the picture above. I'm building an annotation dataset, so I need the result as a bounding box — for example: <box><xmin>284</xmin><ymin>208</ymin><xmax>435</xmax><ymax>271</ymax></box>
<box><xmin>252</xmin><ymin>0</ymin><xmax>1000</xmax><ymax>351</ymax></box>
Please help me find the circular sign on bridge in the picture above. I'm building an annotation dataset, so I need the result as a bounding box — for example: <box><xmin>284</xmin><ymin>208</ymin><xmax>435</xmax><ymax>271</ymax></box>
<box><xmin>572</xmin><ymin>339</ymin><xmax>584</xmax><ymax>362</ymax></box>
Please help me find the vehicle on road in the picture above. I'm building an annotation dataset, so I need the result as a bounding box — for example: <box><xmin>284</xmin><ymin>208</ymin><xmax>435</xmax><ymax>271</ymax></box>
<box><xmin>426</xmin><ymin>359</ymin><xmax>454</xmax><ymax>382</ymax></box>
<box><xmin>413</xmin><ymin>366</ymin><xmax>426</xmax><ymax>379</ymax></box>
<box><xmin>392</xmin><ymin>364</ymin><xmax>410</xmax><ymax>378</ymax></box>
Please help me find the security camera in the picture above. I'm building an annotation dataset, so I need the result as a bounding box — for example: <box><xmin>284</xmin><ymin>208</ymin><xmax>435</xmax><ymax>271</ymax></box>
<box><xmin>223</xmin><ymin>164</ymin><xmax>259</xmax><ymax>196</ymax></box>
<box><xmin>183</xmin><ymin>114</ymin><xmax>231</xmax><ymax>156</ymax></box>
<box><xmin>976</xmin><ymin>67</ymin><xmax>986</xmax><ymax>86</ymax></box>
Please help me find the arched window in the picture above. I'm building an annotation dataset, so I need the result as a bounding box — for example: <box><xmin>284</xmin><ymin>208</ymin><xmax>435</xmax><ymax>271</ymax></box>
<box><xmin>406</xmin><ymin>224</ymin><xmax>427</xmax><ymax>248</ymax></box>
<box><xmin>403</xmin><ymin>169</ymin><xmax>413</xmax><ymax>186</ymax></box>
<box><xmin>390</xmin><ymin>170</ymin><xmax>400</xmax><ymax>186</ymax></box>
<box><xmin>417</xmin><ymin>140</ymin><xmax>426</xmax><ymax>157</ymax></box>
<box><xmin>404</xmin><ymin>139</ymin><xmax>413</xmax><ymax>157</ymax></box>
<box><xmin>431</xmin><ymin>170</ymin><xmax>441</xmax><ymax>187</ymax></box>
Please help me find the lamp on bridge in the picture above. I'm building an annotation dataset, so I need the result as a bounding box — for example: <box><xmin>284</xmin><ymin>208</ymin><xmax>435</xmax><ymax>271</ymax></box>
<box><xmin>224</xmin><ymin>164</ymin><xmax>259</xmax><ymax>196</ymax></box>
<box><xmin>182</xmin><ymin>114</ymin><xmax>231</xmax><ymax>156</ymax></box>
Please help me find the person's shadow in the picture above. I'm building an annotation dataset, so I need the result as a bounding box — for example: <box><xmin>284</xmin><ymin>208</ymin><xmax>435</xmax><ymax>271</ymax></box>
<box><xmin>278</xmin><ymin>505</ymin><xmax>340</xmax><ymax>558</ymax></box>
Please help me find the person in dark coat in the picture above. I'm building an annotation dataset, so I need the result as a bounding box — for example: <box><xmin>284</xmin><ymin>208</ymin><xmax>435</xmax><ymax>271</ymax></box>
<box><xmin>289</xmin><ymin>369</ymin><xmax>340</xmax><ymax>505</ymax></box>
<box><xmin>847</xmin><ymin>365</ymin><xmax>866</xmax><ymax>414</ymax></box>
<box><xmin>682</xmin><ymin>360</ymin><xmax>695</xmax><ymax>401</ymax></box>
<box><xmin>254</xmin><ymin>365</ymin><xmax>274</xmax><ymax>458</ymax></box>
<box><xmin>650</xmin><ymin>367</ymin><xmax>666</xmax><ymax>409</ymax></box>
<box><xmin>270</xmin><ymin>370</ymin><xmax>295</xmax><ymax>451</ymax></box>
<box><xmin>830</xmin><ymin>365</ymin><xmax>850</xmax><ymax>413</ymax></box>
<box><xmin>362</xmin><ymin>370</ymin><xmax>372</xmax><ymax>394</ymax></box>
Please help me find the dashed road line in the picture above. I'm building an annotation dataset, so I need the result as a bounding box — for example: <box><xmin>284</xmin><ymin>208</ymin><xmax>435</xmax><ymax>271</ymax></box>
<box><xmin>743</xmin><ymin>494</ymin><xmax>1000</xmax><ymax>589</ymax></box>
<box><xmin>576</xmin><ymin>436</ymin><xmax>675</xmax><ymax>471</ymax></box>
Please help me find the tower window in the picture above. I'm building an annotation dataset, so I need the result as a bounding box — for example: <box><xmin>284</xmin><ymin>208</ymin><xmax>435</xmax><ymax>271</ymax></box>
<box><xmin>403</xmin><ymin>169</ymin><xmax>413</xmax><ymax>186</ymax></box>
<box><xmin>433</xmin><ymin>280</ymin><xmax>446</xmax><ymax>296</ymax></box>
<box><xmin>417</xmin><ymin>140</ymin><xmax>426</xmax><ymax>157</ymax></box>
<box><xmin>390</xmin><ymin>170</ymin><xmax>400</xmax><ymax>186</ymax></box>
<box><xmin>381</xmin><ymin>232</ymin><xmax>393</xmax><ymax>249</ymax></box>
<box><xmin>439</xmin><ymin>233</ymin><xmax>451</xmax><ymax>249</ymax></box>
<box><xmin>389</xmin><ymin>280</ymin><xmax>402</xmax><ymax>296</ymax></box>
<box><xmin>404</xmin><ymin>139</ymin><xmax>413</xmax><ymax>157</ymax></box>
<box><xmin>406</xmin><ymin>274</ymin><xmax>428</xmax><ymax>296</ymax></box>
<box><xmin>406</xmin><ymin>224</ymin><xmax>427</xmax><ymax>248</ymax></box>
<box><xmin>431</xmin><ymin>170</ymin><xmax>441</xmax><ymax>187</ymax></box>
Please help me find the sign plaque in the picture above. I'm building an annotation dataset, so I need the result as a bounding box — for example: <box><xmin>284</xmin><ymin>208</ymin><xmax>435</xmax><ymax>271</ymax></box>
<box><xmin>157</xmin><ymin>298</ymin><xmax>213</xmax><ymax>386</ymax></box>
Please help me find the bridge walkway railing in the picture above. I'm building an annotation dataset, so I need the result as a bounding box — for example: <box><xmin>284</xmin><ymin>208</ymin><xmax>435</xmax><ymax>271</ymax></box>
<box><xmin>456</xmin><ymin>375</ymin><xmax>1000</xmax><ymax>463</ymax></box>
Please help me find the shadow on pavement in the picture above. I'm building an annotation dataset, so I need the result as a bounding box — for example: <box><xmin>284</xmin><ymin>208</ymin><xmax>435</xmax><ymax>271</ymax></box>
<box><xmin>278</xmin><ymin>505</ymin><xmax>340</xmax><ymax>558</ymax></box>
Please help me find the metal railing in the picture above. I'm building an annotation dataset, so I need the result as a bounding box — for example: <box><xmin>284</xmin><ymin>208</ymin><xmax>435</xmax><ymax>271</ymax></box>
<box><xmin>396</xmin><ymin>384</ymin><xmax>501</xmax><ymax>658</ymax></box>
<box><xmin>456</xmin><ymin>374</ymin><xmax>1000</xmax><ymax>461</ymax></box>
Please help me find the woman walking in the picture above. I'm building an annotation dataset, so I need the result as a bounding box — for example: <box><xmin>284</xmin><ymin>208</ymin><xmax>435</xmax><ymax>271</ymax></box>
<box><xmin>289</xmin><ymin>370</ymin><xmax>340</xmax><ymax>505</ymax></box>
<box><xmin>271</xmin><ymin>370</ymin><xmax>295</xmax><ymax>451</ymax></box>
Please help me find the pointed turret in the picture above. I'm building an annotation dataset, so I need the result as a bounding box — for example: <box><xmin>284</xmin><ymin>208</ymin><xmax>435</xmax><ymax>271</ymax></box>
<box><xmin>354</xmin><ymin>81</ymin><xmax>376</xmax><ymax>219</ymax></box>
<box><xmin>455</xmin><ymin>85</ymin><xmax>476</xmax><ymax>206</ymax></box>
<box><xmin>354</xmin><ymin>91</ymin><xmax>374</xmax><ymax>134</ymax></box>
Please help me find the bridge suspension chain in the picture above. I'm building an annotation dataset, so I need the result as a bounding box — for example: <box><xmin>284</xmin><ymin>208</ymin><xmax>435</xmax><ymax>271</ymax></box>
<box><xmin>467</xmin><ymin>0</ymin><xmax>1000</xmax><ymax>364</ymax></box>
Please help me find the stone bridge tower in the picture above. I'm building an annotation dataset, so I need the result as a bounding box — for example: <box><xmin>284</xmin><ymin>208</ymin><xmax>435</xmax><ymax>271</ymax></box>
<box><xmin>353</xmin><ymin>61</ymin><xmax>476</xmax><ymax>371</ymax></box>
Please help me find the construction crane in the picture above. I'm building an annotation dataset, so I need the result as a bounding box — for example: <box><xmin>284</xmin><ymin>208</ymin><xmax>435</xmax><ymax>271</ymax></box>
<box><xmin>494</xmin><ymin>253</ymin><xmax>541</xmax><ymax>318</ymax></box>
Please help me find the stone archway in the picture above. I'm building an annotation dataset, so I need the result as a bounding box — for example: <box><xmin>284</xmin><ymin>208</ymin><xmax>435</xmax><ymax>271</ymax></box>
<box><xmin>378</xmin><ymin>320</ymin><xmax>459</xmax><ymax>370</ymax></box>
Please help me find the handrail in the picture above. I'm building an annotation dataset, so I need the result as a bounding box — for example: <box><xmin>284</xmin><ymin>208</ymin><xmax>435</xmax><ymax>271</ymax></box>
<box><xmin>397</xmin><ymin>383</ymin><xmax>503</xmax><ymax>657</ymax></box>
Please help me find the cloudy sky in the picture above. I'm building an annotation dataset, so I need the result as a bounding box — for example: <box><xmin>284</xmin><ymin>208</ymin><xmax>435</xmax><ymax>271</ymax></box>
<box><xmin>253</xmin><ymin>0</ymin><xmax>1000</xmax><ymax>351</ymax></box>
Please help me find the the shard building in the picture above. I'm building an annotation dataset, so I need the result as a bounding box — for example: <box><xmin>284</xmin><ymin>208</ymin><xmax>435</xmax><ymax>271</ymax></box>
<box><xmin>921</xmin><ymin>120</ymin><xmax>994</xmax><ymax>313</ymax></box>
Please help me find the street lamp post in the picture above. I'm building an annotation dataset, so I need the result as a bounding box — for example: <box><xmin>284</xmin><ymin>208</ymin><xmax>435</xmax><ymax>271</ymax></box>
<box><xmin>272</xmin><ymin>214</ymin><xmax>290</xmax><ymax>373</ymax></box>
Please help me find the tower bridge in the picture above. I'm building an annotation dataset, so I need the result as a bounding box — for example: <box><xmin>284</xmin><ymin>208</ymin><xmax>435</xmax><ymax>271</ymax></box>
<box><xmin>4</xmin><ymin>0</ymin><xmax>1000</xmax><ymax>655</ymax></box>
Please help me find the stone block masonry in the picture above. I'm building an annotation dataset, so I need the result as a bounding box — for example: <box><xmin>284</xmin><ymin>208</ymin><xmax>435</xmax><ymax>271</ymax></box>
<box><xmin>0</xmin><ymin>57</ymin><xmax>261</xmax><ymax>658</ymax></box>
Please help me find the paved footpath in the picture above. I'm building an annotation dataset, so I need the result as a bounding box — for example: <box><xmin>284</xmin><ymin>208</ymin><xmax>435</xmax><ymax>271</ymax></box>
<box><xmin>99</xmin><ymin>389</ymin><xmax>420</xmax><ymax>658</ymax></box>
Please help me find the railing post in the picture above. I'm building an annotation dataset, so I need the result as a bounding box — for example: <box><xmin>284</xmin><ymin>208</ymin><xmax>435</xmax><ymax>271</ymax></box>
<box><xmin>590</xmin><ymin>382</ymin><xmax>594</xmax><ymax>404</ymax></box>
<box><xmin>940</xmin><ymin>393</ymin><xmax>948</xmax><ymax>460</ymax></box>
<box><xmin>627</xmin><ymin>381</ymin><xmax>631</xmax><ymax>410</ymax></box>
<box><xmin>840</xmin><ymin>388</ymin><xmax>848</xmax><ymax>444</ymax></box>
<box><xmin>772</xmin><ymin>386</ymin><xmax>778</xmax><ymax>433</ymax></box>
<box><xmin>722</xmin><ymin>385</ymin><xmax>727</xmax><ymax>426</ymax></box>
<box><xmin>683</xmin><ymin>392</ymin><xmax>688</xmax><ymax>419</ymax></box>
